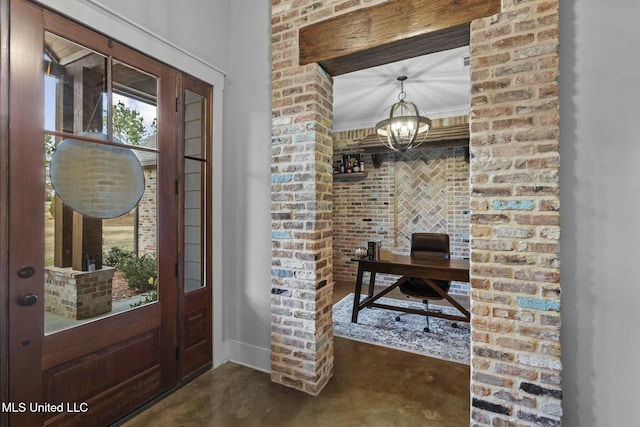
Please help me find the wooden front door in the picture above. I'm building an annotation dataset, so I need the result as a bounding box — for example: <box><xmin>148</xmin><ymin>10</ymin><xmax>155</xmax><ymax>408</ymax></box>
<box><xmin>2</xmin><ymin>1</ymin><xmax>212</xmax><ymax>425</ymax></box>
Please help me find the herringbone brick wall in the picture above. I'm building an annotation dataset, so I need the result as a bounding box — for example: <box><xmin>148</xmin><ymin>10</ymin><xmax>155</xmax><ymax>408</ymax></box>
<box><xmin>395</xmin><ymin>150</ymin><xmax>448</xmax><ymax>241</ymax></box>
<box><xmin>333</xmin><ymin>127</ymin><xmax>470</xmax><ymax>295</ymax></box>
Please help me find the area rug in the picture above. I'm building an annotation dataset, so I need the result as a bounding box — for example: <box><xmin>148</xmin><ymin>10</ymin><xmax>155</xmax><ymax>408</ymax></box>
<box><xmin>332</xmin><ymin>293</ymin><xmax>470</xmax><ymax>365</ymax></box>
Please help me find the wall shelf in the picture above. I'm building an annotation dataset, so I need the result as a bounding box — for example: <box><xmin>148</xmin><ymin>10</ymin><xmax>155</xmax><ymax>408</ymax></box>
<box><xmin>333</xmin><ymin>172</ymin><xmax>367</xmax><ymax>181</ymax></box>
<box><xmin>358</xmin><ymin>124</ymin><xmax>470</xmax><ymax>155</ymax></box>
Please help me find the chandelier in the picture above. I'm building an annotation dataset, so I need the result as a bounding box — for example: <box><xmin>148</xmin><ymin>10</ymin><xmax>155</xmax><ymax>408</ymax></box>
<box><xmin>375</xmin><ymin>76</ymin><xmax>431</xmax><ymax>153</ymax></box>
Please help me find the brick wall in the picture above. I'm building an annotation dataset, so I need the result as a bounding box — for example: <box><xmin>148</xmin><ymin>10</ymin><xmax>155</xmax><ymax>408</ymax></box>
<box><xmin>332</xmin><ymin>119</ymin><xmax>470</xmax><ymax>295</ymax></box>
<box><xmin>469</xmin><ymin>0</ymin><xmax>561</xmax><ymax>425</ymax></box>
<box><xmin>272</xmin><ymin>2</ymin><xmax>561</xmax><ymax>424</ymax></box>
<box><xmin>138</xmin><ymin>167</ymin><xmax>157</xmax><ymax>256</ymax></box>
<box><xmin>44</xmin><ymin>266</ymin><xmax>114</xmax><ymax>320</ymax></box>
<box><xmin>332</xmin><ymin>128</ymin><xmax>393</xmax><ymax>284</ymax></box>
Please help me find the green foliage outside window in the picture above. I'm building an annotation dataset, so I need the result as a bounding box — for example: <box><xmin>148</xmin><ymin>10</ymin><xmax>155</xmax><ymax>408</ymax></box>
<box><xmin>103</xmin><ymin>246</ymin><xmax>156</xmax><ymax>292</ymax></box>
<box><xmin>110</xmin><ymin>101</ymin><xmax>155</xmax><ymax>145</ymax></box>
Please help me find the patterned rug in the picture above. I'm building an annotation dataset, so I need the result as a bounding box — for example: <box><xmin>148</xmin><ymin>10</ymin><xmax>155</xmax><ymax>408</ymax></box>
<box><xmin>332</xmin><ymin>293</ymin><xmax>470</xmax><ymax>365</ymax></box>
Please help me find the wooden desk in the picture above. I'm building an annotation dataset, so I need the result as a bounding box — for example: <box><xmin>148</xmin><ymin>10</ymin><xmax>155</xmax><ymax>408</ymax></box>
<box><xmin>351</xmin><ymin>254</ymin><xmax>470</xmax><ymax>324</ymax></box>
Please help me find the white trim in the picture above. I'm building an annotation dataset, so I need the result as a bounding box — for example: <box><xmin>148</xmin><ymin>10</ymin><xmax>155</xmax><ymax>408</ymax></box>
<box><xmin>222</xmin><ymin>339</ymin><xmax>272</xmax><ymax>373</ymax></box>
<box><xmin>84</xmin><ymin>0</ymin><xmax>226</xmax><ymax>75</ymax></box>
<box><xmin>35</xmin><ymin>0</ymin><xmax>226</xmax><ymax>85</ymax></box>
<box><xmin>211</xmin><ymin>84</ymin><xmax>224</xmax><ymax>369</ymax></box>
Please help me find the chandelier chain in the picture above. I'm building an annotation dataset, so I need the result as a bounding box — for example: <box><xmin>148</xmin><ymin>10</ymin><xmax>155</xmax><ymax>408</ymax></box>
<box><xmin>397</xmin><ymin>76</ymin><xmax>407</xmax><ymax>101</ymax></box>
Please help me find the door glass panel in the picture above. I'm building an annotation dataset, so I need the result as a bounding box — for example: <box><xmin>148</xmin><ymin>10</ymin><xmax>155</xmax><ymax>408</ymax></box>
<box><xmin>112</xmin><ymin>60</ymin><xmax>158</xmax><ymax>145</ymax></box>
<box><xmin>44</xmin><ymin>32</ymin><xmax>107</xmax><ymax>135</ymax></box>
<box><xmin>43</xmin><ymin>33</ymin><xmax>160</xmax><ymax>335</ymax></box>
<box><xmin>184</xmin><ymin>90</ymin><xmax>207</xmax><ymax>292</ymax></box>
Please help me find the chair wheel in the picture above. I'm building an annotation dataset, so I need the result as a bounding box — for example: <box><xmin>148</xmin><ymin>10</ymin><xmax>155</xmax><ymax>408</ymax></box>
<box><xmin>395</xmin><ymin>316</ymin><xmax>401</xmax><ymax>321</ymax></box>
<box><xmin>423</xmin><ymin>327</ymin><xmax>430</xmax><ymax>332</ymax></box>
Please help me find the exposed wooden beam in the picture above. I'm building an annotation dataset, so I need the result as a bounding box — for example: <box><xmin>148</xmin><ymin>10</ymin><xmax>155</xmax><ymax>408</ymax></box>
<box><xmin>318</xmin><ymin>23</ymin><xmax>470</xmax><ymax>76</ymax></box>
<box><xmin>299</xmin><ymin>0</ymin><xmax>501</xmax><ymax>76</ymax></box>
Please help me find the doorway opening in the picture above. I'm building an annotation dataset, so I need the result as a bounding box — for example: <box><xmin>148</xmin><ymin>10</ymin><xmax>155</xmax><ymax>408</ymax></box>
<box><xmin>330</xmin><ymin>46</ymin><xmax>472</xmax><ymax>365</ymax></box>
<box><xmin>271</xmin><ymin>0</ymin><xmax>562</xmax><ymax>424</ymax></box>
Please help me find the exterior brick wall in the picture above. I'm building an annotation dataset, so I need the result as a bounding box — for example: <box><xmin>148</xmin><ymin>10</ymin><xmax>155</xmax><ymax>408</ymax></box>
<box><xmin>469</xmin><ymin>1</ymin><xmax>561</xmax><ymax>425</ymax></box>
<box><xmin>44</xmin><ymin>266</ymin><xmax>114</xmax><ymax>320</ymax></box>
<box><xmin>271</xmin><ymin>3</ymin><xmax>561</xmax><ymax>424</ymax></box>
<box><xmin>138</xmin><ymin>167</ymin><xmax>157</xmax><ymax>256</ymax></box>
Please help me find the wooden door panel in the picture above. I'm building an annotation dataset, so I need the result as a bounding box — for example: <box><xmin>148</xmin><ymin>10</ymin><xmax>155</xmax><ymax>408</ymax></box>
<box><xmin>43</xmin><ymin>331</ymin><xmax>160</xmax><ymax>403</ymax></box>
<box><xmin>182</xmin><ymin>291</ymin><xmax>211</xmax><ymax>377</ymax></box>
<box><xmin>44</xmin><ymin>365</ymin><xmax>162</xmax><ymax>427</ymax></box>
<box><xmin>184</xmin><ymin>308</ymin><xmax>207</xmax><ymax>347</ymax></box>
<box><xmin>42</xmin><ymin>303</ymin><xmax>161</xmax><ymax>369</ymax></box>
<box><xmin>42</xmin><ymin>330</ymin><xmax>162</xmax><ymax>426</ymax></box>
<box><xmin>178</xmin><ymin>77</ymin><xmax>213</xmax><ymax>381</ymax></box>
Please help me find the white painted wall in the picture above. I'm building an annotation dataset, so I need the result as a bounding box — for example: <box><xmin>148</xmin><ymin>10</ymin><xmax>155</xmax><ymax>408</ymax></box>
<box><xmin>219</xmin><ymin>0</ymin><xmax>272</xmax><ymax>370</ymax></box>
<box><xmin>82</xmin><ymin>0</ymin><xmax>230</xmax><ymax>71</ymax></box>
<box><xmin>559</xmin><ymin>0</ymin><xmax>640</xmax><ymax>425</ymax></box>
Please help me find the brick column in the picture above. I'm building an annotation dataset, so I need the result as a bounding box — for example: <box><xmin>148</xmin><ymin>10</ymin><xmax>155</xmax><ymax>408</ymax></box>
<box><xmin>270</xmin><ymin>0</ymin><xmax>389</xmax><ymax>396</ymax></box>
<box><xmin>270</xmin><ymin>59</ymin><xmax>335</xmax><ymax>394</ymax></box>
<box><xmin>469</xmin><ymin>1</ymin><xmax>561</xmax><ymax>425</ymax></box>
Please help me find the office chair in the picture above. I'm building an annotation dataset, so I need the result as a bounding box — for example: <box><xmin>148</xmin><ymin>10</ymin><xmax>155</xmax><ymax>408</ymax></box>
<box><xmin>395</xmin><ymin>233</ymin><xmax>453</xmax><ymax>332</ymax></box>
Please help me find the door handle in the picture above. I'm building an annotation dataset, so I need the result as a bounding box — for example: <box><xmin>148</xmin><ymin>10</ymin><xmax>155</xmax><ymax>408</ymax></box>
<box><xmin>17</xmin><ymin>265</ymin><xmax>36</xmax><ymax>279</ymax></box>
<box><xmin>17</xmin><ymin>293</ymin><xmax>38</xmax><ymax>307</ymax></box>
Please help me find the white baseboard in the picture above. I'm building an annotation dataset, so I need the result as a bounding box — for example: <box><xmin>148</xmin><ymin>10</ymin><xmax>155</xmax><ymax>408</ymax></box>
<box><xmin>221</xmin><ymin>339</ymin><xmax>271</xmax><ymax>373</ymax></box>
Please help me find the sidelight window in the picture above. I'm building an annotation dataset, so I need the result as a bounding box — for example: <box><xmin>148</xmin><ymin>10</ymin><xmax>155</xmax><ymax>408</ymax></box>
<box><xmin>183</xmin><ymin>90</ymin><xmax>209</xmax><ymax>293</ymax></box>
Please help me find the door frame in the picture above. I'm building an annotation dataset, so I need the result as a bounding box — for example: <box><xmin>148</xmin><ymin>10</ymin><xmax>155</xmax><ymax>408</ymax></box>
<box><xmin>28</xmin><ymin>0</ymin><xmax>226</xmax><ymax>371</ymax></box>
<box><xmin>7</xmin><ymin>2</ymin><xmax>178</xmax><ymax>424</ymax></box>
<box><xmin>41</xmin><ymin>0</ymin><xmax>226</xmax><ymax>371</ymax></box>
<box><xmin>1</xmin><ymin>0</ymin><xmax>12</xmax><ymax>425</ymax></box>
<box><xmin>6</xmin><ymin>1</ymin><xmax>45</xmax><ymax>425</ymax></box>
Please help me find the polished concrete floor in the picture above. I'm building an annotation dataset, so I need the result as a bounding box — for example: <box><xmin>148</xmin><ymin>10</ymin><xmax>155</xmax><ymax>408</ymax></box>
<box><xmin>120</xmin><ymin>282</ymin><xmax>471</xmax><ymax>427</ymax></box>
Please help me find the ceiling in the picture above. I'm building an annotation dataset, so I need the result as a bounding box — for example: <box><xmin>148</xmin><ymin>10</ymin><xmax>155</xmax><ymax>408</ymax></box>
<box><xmin>332</xmin><ymin>45</ymin><xmax>471</xmax><ymax>132</ymax></box>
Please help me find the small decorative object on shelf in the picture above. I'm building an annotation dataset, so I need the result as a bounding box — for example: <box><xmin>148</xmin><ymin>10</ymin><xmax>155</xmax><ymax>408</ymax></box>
<box><xmin>367</xmin><ymin>240</ymin><xmax>382</xmax><ymax>260</ymax></box>
<box><xmin>335</xmin><ymin>153</ymin><xmax>363</xmax><ymax>174</ymax></box>
<box><xmin>354</xmin><ymin>247</ymin><xmax>368</xmax><ymax>259</ymax></box>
